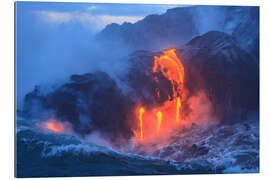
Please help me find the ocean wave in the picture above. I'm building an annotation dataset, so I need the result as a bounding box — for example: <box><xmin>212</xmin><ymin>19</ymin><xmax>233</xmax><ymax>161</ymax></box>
<box><xmin>16</xmin><ymin>127</ymin><xmax>181</xmax><ymax>177</ymax></box>
<box><xmin>16</xmin><ymin>120</ymin><xmax>259</xmax><ymax>177</ymax></box>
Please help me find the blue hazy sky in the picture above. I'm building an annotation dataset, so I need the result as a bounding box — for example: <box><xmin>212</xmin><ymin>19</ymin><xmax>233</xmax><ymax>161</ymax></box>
<box><xmin>16</xmin><ymin>1</ymin><xmax>185</xmax><ymax>107</ymax></box>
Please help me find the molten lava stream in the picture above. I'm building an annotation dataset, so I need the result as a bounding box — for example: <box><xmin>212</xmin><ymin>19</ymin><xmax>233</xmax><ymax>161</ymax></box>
<box><xmin>136</xmin><ymin>48</ymin><xmax>185</xmax><ymax>142</ymax></box>
<box><xmin>139</xmin><ymin>107</ymin><xmax>145</xmax><ymax>140</ymax></box>
<box><xmin>156</xmin><ymin>111</ymin><xmax>162</xmax><ymax>134</ymax></box>
<box><xmin>176</xmin><ymin>97</ymin><xmax>181</xmax><ymax>123</ymax></box>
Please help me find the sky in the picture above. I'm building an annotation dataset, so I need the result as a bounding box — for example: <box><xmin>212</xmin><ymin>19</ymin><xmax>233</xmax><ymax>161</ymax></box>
<box><xmin>15</xmin><ymin>1</ymin><xmax>185</xmax><ymax>107</ymax></box>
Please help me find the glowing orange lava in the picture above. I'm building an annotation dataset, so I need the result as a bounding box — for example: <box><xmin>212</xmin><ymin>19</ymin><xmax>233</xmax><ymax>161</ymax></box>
<box><xmin>139</xmin><ymin>107</ymin><xmax>145</xmax><ymax>140</ymax></box>
<box><xmin>176</xmin><ymin>97</ymin><xmax>181</xmax><ymax>123</ymax></box>
<box><xmin>45</xmin><ymin>119</ymin><xmax>65</xmax><ymax>133</ymax></box>
<box><xmin>136</xmin><ymin>48</ymin><xmax>185</xmax><ymax>141</ymax></box>
<box><xmin>153</xmin><ymin>48</ymin><xmax>184</xmax><ymax>97</ymax></box>
<box><xmin>156</xmin><ymin>111</ymin><xmax>162</xmax><ymax>134</ymax></box>
<box><xmin>153</xmin><ymin>48</ymin><xmax>184</xmax><ymax>124</ymax></box>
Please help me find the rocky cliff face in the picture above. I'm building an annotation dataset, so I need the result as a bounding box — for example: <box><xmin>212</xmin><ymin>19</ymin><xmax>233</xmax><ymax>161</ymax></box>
<box><xmin>127</xmin><ymin>31</ymin><xmax>259</xmax><ymax>124</ymax></box>
<box><xmin>21</xmin><ymin>72</ymin><xmax>136</xmax><ymax>144</ymax></box>
<box><xmin>97</xmin><ymin>6</ymin><xmax>259</xmax><ymax>57</ymax></box>
<box><xmin>97</xmin><ymin>6</ymin><xmax>198</xmax><ymax>51</ymax></box>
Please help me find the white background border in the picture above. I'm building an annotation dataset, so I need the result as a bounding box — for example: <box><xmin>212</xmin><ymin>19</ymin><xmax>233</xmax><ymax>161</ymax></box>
<box><xmin>1</xmin><ymin>0</ymin><xmax>269</xmax><ymax>179</ymax></box>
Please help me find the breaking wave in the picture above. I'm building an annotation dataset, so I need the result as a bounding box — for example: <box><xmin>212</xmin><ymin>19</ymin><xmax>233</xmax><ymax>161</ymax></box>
<box><xmin>16</xmin><ymin>115</ymin><xmax>259</xmax><ymax>177</ymax></box>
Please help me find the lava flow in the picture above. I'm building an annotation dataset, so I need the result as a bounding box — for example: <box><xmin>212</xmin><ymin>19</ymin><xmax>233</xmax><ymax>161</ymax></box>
<box><xmin>137</xmin><ymin>48</ymin><xmax>185</xmax><ymax>141</ymax></box>
<box><xmin>156</xmin><ymin>111</ymin><xmax>162</xmax><ymax>133</ymax></box>
<box><xmin>139</xmin><ymin>107</ymin><xmax>145</xmax><ymax>140</ymax></box>
<box><xmin>44</xmin><ymin>119</ymin><xmax>66</xmax><ymax>134</ymax></box>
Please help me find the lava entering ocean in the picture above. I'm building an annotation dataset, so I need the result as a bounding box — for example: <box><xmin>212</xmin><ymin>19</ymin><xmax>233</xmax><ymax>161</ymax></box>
<box><xmin>43</xmin><ymin>119</ymin><xmax>70</xmax><ymax>134</ymax></box>
<box><xmin>136</xmin><ymin>48</ymin><xmax>186</xmax><ymax>142</ymax></box>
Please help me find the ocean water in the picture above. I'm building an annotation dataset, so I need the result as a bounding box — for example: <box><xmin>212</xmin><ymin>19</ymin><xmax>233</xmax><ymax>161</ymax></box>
<box><xmin>15</xmin><ymin>118</ymin><xmax>259</xmax><ymax>177</ymax></box>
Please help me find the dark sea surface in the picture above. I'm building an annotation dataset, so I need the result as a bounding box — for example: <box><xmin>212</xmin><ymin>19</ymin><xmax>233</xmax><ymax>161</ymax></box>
<box><xmin>16</xmin><ymin>117</ymin><xmax>259</xmax><ymax>178</ymax></box>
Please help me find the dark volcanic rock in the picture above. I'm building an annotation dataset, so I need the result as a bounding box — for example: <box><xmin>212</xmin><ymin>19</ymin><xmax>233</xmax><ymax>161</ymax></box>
<box><xmin>97</xmin><ymin>6</ymin><xmax>198</xmax><ymax>51</ymax></box>
<box><xmin>126</xmin><ymin>31</ymin><xmax>259</xmax><ymax>124</ymax></box>
<box><xmin>182</xmin><ymin>31</ymin><xmax>259</xmax><ymax>123</ymax></box>
<box><xmin>97</xmin><ymin>6</ymin><xmax>258</xmax><ymax>56</ymax></box>
<box><xmin>22</xmin><ymin>72</ymin><xmax>137</xmax><ymax>144</ymax></box>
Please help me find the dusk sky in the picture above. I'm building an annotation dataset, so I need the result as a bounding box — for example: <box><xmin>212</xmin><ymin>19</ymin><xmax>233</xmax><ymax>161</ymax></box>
<box><xmin>16</xmin><ymin>2</ymin><xmax>185</xmax><ymax>106</ymax></box>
